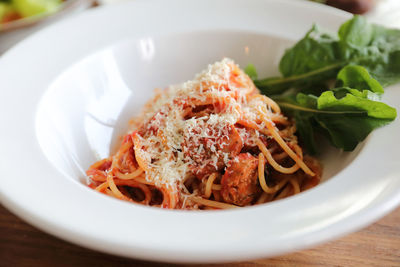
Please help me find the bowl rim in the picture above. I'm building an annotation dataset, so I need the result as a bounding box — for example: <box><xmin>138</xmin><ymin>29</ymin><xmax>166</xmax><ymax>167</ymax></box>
<box><xmin>1</xmin><ymin>0</ymin><xmax>400</xmax><ymax>263</ymax></box>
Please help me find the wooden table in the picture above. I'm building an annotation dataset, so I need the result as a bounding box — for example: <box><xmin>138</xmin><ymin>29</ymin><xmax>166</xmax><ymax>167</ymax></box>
<box><xmin>1</xmin><ymin>204</ymin><xmax>399</xmax><ymax>266</ymax></box>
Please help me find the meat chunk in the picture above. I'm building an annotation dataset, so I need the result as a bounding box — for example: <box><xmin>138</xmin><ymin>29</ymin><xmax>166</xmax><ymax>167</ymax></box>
<box><xmin>221</xmin><ymin>153</ymin><xmax>260</xmax><ymax>206</ymax></box>
<box><xmin>183</xmin><ymin>123</ymin><xmax>243</xmax><ymax>179</ymax></box>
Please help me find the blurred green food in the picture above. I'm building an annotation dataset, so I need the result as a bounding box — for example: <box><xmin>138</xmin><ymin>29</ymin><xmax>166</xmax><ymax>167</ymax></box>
<box><xmin>0</xmin><ymin>2</ymin><xmax>14</xmax><ymax>21</ymax></box>
<box><xmin>14</xmin><ymin>0</ymin><xmax>61</xmax><ymax>17</ymax></box>
<box><xmin>0</xmin><ymin>0</ymin><xmax>62</xmax><ymax>24</ymax></box>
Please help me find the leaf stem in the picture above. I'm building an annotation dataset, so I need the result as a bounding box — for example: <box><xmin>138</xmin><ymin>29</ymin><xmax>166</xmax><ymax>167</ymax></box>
<box><xmin>256</xmin><ymin>62</ymin><xmax>345</xmax><ymax>86</ymax></box>
<box><xmin>277</xmin><ymin>102</ymin><xmax>366</xmax><ymax>115</ymax></box>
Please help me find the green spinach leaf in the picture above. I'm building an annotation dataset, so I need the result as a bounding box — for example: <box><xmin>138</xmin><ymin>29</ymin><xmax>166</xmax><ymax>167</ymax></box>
<box><xmin>254</xmin><ymin>16</ymin><xmax>400</xmax><ymax>95</ymax></box>
<box><xmin>255</xmin><ymin>25</ymin><xmax>343</xmax><ymax>95</ymax></box>
<box><xmin>336</xmin><ymin>65</ymin><xmax>384</xmax><ymax>93</ymax></box>
<box><xmin>275</xmin><ymin>89</ymin><xmax>396</xmax><ymax>152</ymax></box>
<box><xmin>244</xmin><ymin>63</ymin><xmax>258</xmax><ymax>80</ymax></box>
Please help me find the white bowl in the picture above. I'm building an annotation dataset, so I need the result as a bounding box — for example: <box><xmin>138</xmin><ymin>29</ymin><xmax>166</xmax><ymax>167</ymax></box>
<box><xmin>1</xmin><ymin>0</ymin><xmax>400</xmax><ymax>263</ymax></box>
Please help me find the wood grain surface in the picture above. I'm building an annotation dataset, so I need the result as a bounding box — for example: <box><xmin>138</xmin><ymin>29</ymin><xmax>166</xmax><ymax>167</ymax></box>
<box><xmin>1</xmin><ymin>204</ymin><xmax>399</xmax><ymax>267</ymax></box>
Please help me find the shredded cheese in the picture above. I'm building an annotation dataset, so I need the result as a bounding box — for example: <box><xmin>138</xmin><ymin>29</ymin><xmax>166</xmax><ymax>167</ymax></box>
<box><xmin>130</xmin><ymin>58</ymin><xmax>256</xmax><ymax>188</ymax></box>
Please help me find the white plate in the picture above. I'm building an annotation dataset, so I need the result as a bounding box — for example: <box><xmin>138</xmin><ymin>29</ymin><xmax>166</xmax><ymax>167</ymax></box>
<box><xmin>1</xmin><ymin>0</ymin><xmax>400</xmax><ymax>263</ymax></box>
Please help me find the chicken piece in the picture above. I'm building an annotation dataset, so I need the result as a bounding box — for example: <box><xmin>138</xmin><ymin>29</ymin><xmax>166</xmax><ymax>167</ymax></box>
<box><xmin>183</xmin><ymin>124</ymin><xmax>243</xmax><ymax>179</ymax></box>
<box><xmin>221</xmin><ymin>153</ymin><xmax>260</xmax><ymax>206</ymax></box>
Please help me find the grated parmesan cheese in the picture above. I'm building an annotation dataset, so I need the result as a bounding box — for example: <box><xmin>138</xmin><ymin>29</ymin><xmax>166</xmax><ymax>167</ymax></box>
<box><xmin>131</xmin><ymin>58</ymin><xmax>257</xmax><ymax>188</ymax></box>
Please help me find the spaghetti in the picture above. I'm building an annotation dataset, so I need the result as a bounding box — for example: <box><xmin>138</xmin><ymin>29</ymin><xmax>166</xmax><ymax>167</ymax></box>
<box><xmin>86</xmin><ymin>58</ymin><xmax>322</xmax><ymax>209</ymax></box>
